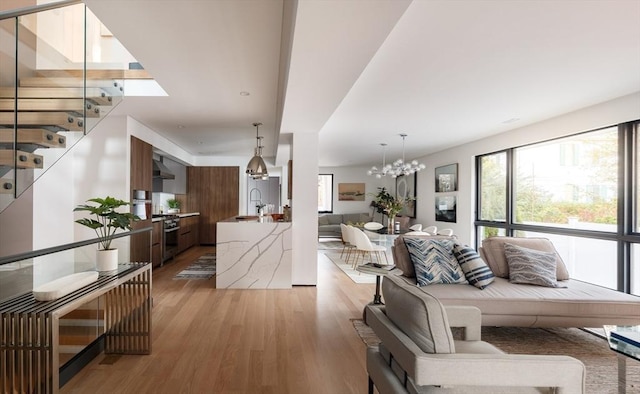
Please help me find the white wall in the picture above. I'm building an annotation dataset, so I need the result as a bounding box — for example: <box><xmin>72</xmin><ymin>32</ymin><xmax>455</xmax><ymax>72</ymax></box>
<box><xmin>412</xmin><ymin>92</ymin><xmax>640</xmax><ymax>246</ymax></box>
<box><xmin>319</xmin><ymin>165</ymin><xmax>390</xmax><ymax>215</ymax></box>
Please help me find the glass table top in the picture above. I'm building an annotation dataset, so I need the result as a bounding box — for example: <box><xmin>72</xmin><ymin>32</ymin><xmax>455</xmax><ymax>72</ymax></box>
<box><xmin>604</xmin><ymin>325</ymin><xmax>640</xmax><ymax>362</ymax></box>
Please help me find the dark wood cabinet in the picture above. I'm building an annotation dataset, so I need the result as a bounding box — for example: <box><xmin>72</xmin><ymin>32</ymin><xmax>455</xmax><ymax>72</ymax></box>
<box><xmin>187</xmin><ymin>167</ymin><xmax>239</xmax><ymax>244</ymax></box>
<box><xmin>152</xmin><ymin>220</ymin><xmax>163</xmax><ymax>267</ymax></box>
<box><xmin>130</xmin><ymin>136</ymin><xmax>153</xmax><ymax>263</ymax></box>
<box><xmin>177</xmin><ymin>215</ymin><xmax>199</xmax><ymax>253</ymax></box>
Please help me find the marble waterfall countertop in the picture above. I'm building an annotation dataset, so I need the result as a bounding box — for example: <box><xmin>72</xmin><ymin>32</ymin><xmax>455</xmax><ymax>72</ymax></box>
<box><xmin>216</xmin><ymin>217</ymin><xmax>292</xmax><ymax>289</ymax></box>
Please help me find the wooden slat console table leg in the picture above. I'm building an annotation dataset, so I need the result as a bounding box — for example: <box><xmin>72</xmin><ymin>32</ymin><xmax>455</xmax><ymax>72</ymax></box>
<box><xmin>1</xmin><ymin>263</ymin><xmax>152</xmax><ymax>393</ymax></box>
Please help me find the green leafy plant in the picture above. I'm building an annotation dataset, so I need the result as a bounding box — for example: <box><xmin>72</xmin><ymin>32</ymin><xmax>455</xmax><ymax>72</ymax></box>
<box><xmin>166</xmin><ymin>198</ymin><xmax>181</xmax><ymax>209</ymax></box>
<box><xmin>370</xmin><ymin>187</ymin><xmax>413</xmax><ymax>218</ymax></box>
<box><xmin>74</xmin><ymin>196</ymin><xmax>140</xmax><ymax>250</ymax></box>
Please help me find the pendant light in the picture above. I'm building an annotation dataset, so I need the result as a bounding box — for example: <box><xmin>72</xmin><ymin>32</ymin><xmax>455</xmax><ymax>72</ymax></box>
<box><xmin>367</xmin><ymin>133</ymin><xmax>425</xmax><ymax>178</ymax></box>
<box><xmin>246</xmin><ymin>122</ymin><xmax>269</xmax><ymax>180</ymax></box>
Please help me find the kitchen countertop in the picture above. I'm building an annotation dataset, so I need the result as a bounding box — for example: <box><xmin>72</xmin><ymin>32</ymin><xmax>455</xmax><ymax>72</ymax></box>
<box><xmin>177</xmin><ymin>212</ymin><xmax>200</xmax><ymax>218</ymax></box>
<box><xmin>219</xmin><ymin>215</ymin><xmax>279</xmax><ymax>223</ymax></box>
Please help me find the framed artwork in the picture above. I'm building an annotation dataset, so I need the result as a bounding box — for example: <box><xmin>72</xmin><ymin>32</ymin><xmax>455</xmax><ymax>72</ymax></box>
<box><xmin>396</xmin><ymin>173</ymin><xmax>416</xmax><ymax>218</ymax></box>
<box><xmin>435</xmin><ymin>195</ymin><xmax>457</xmax><ymax>223</ymax></box>
<box><xmin>435</xmin><ymin>163</ymin><xmax>458</xmax><ymax>192</ymax></box>
<box><xmin>338</xmin><ymin>183</ymin><xmax>365</xmax><ymax>201</ymax></box>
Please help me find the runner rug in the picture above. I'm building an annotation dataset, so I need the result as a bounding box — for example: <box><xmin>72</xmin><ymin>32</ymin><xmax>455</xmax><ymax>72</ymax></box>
<box><xmin>173</xmin><ymin>253</ymin><xmax>216</xmax><ymax>280</ymax></box>
<box><xmin>352</xmin><ymin>320</ymin><xmax>640</xmax><ymax>393</ymax></box>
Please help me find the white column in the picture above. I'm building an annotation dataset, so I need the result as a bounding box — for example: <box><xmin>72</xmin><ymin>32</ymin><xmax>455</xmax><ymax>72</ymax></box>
<box><xmin>291</xmin><ymin>132</ymin><xmax>318</xmax><ymax>285</ymax></box>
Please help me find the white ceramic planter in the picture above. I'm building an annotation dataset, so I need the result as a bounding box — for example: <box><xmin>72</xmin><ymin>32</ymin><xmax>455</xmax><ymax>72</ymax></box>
<box><xmin>96</xmin><ymin>249</ymin><xmax>118</xmax><ymax>271</ymax></box>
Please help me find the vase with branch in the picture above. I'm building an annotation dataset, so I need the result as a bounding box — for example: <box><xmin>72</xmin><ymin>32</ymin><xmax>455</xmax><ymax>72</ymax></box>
<box><xmin>371</xmin><ymin>187</ymin><xmax>413</xmax><ymax>233</ymax></box>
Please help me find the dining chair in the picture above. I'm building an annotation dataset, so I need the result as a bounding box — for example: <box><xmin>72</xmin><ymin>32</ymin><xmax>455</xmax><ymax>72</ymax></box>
<box><xmin>438</xmin><ymin>228</ymin><xmax>454</xmax><ymax>236</ymax></box>
<box><xmin>350</xmin><ymin>227</ymin><xmax>389</xmax><ymax>269</ymax></box>
<box><xmin>340</xmin><ymin>223</ymin><xmax>355</xmax><ymax>262</ymax></box>
<box><xmin>423</xmin><ymin>225</ymin><xmax>437</xmax><ymax>235</ymax></box>
<box><xmin>409</xmin><ymin>223</ymin><xmax>423</xmax><ymax>231</ymax></box>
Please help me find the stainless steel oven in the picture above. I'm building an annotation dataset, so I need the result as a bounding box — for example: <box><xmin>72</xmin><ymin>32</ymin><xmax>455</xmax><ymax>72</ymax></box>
<box><xmin>153</xmin><ymin>214</ymin><xmax>180</xmax><ymax>262</ymax></box>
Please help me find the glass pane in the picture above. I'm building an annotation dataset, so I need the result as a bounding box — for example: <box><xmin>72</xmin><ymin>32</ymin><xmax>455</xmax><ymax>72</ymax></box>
<box><xmin>318</xmin><ymin>174</ymin><xmax>333</xmax><ymax>212</ymax></box>
<box><xmin>477</xmin><ymin>226</ymin><xmax>506</xmax><ymax>242</ymax></box>
<box><xmin>636</xmin><ymin>125</ymin><xmax>640</xmax><ymax>232</ymax></box>
<box><xmin>631</xmin><ymin>244</ymin><xmax>640</xmax><ymax>296</ymax></box>
<box><xmin>519</xmin><ymin>230</ymin><xmax>618</xmax><ymax>290</ymax></box>
<box><xmin>514</xmin><ymin>127</ymin><xmax>618</xmax><ymax>231</ymax></box>
<box><xmin>479</xmin><ymin>152</ymin><xmax>507</xmax><ymax>221</ymax></box>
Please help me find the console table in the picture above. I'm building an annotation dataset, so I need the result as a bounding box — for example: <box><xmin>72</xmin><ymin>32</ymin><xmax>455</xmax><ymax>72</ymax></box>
<box><xmin>0</xmin><ymin>263</ymin><xmax>152</xmax><ymax>393</ymax></box>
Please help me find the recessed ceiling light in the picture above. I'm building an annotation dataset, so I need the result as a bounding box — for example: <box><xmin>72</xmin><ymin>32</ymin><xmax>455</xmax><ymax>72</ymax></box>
<box><xmin>178</xmin><ymin>125</ymin><xmax>185</xmax><ymax>129</ymax></box>
<box><xmin>240</xmin><ymin>91</ymin><xmax>250</xmax><ymax>96</ymax></box>
<box><xmin>502</xmin><ymin>118</ymin><xmax>520</xmax><ymax>124</ymax></box>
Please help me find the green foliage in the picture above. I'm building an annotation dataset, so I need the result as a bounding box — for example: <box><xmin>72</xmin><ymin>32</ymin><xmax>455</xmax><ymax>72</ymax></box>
<box><xmin>166</xmin><ymin>198</ymin><xmax>180</xmax><ymax>209</ymax></box>
<box><xmin>370</xmin><ymin>187</ymin><xmax>413</xmax><ymax>218</ymax></box>
<box><xmin>74</xmin><ymin>196</ymin><xmax>140</xmax><ymax>250</ymax></box>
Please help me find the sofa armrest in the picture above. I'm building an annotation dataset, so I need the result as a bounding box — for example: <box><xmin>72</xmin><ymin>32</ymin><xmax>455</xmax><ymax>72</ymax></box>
<box><xmin>413</xmin><ymin>353</ymin><xmax>585</xmax><ymax>394</ymax></box>
<box><xmin>444</xmin><ymin>305</ymin><xmax>481</xmax><ymax>341</ymax></box>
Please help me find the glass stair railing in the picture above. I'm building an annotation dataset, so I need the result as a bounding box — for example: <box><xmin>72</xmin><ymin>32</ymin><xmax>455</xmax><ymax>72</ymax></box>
<box><xmin>0</xmin><ymin>0</ymin><xmax>150</xmax><ymax>214</ymax></box>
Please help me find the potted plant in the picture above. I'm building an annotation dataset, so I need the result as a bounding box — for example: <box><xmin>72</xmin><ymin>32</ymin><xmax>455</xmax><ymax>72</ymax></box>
<box><xmin>74</xmin><ymin>196</ymin><xmax>140</xmax><ymax>271</ymax></box>
<box><xmin>166</xmin><ymin>198</ymin><xmax>181</xmax><ymax>213</ymax></box>
<box><xmin>371</xmin><ymin>187</ymin><xmax>413</xmax><ymax>233</ymax></box>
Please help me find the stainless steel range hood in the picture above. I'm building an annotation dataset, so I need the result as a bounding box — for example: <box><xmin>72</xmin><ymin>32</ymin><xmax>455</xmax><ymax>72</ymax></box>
<box><xmin>153</xmin><ymin>159</ymin><xmax>175</xmax><ymax>180</ymax></box>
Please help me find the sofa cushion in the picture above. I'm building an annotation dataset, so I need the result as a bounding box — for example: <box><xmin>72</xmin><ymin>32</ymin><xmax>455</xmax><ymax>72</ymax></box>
<box><xmin>505</xmin><ymin>243</ymin><xmax>567</xmax><ymax>288</ymax></box>
<box><xmin>393</xmin><ymin>235</ymin><xmax>458</xmax><ymax>278</ymax></box>
<box><xmin>327</xmin><ymin>214</ymin><xmax>343</xmax><ymax>225</ymax></box>
<box><xmin>318</xmin><ymin>215</ymin><xmax>330</xmax><ymax>225</ymax></box>
<box><xmin>404</xmin><ymin>238</ymin><xmax>468</xmax><ymax>286</ymax></box>
<box><xmin>453</xmin><ymin>244</ymin><xmax>495</xmax><ymax>289</ymax></box>
<box><xmin>482</xmin><ymin>237</ymin><xmax>570</xmax><ymax>280</ymax></box>
<box><xmin>382</xmin><ymin>274</ymin><xmax>456</xmax><ymax>354</ymax></box>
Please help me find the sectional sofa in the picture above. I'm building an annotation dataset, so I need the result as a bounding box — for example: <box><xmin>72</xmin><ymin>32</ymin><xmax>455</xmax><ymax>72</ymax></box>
<box><xmin>318</xmin><ymin>212</ymin><xmax>372</xmax><ymax>238</ymax></box>
<box><xmin>390</xmin><ymin>235</ymin><xmax>640</xmax><ymax>327</ymax></box>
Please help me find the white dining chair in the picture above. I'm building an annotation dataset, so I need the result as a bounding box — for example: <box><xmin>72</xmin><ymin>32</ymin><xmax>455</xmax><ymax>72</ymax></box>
<box><xmin>437</xmin><ymin>228</ymin><xmax>454</xmax><ymax>236</ymax></box>
<box><xmin>350</xmin><ymin>227</ymin><xmax>389</xmax><ymax>269</ymax></box>
<box><xmin>409</xmin><ymin>224</ymin><xmax>423</xmax><ymax>231</ymax></box>
<box><xmin>340</xmin><ymin>223</ymin><xmax>356</xmax><ymax>262</ymax></box>
<box><xmin>423</xmin><ymin>225</ymin><xmax>437</xmax><ymax>235</ymax></box>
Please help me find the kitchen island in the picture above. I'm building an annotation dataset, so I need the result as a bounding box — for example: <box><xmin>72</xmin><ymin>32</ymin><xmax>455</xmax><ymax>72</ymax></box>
<box><xmin>216</xmin><ymin>216</ymin><xmax>292</xmax><ymax>289</ymax></box>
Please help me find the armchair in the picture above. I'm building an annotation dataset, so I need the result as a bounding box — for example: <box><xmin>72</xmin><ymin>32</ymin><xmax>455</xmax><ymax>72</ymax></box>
<box><xmin>365</xmin><ymin>274</ymin><xmax>585</xmax><ymax>393</ymax></box>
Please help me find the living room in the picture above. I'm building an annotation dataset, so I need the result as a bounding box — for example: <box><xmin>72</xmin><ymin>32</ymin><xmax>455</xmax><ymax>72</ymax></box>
<box><xmin>1</xmin><ymin>0</ymin><xmax>639</xmax><ymax>393</ymax></box>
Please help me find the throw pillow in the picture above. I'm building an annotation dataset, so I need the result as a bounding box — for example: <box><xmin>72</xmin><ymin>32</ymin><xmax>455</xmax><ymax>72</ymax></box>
<box><xmin>318</xmin><ymin>215</ymin><xmax>329</xmax><ymax>225</ymax></box>
<box><xmin>404</xmin><ymin>238</ymin><xmax>468</xmax><ymax>286</ymax></box>
<box><xmin>504</xmin><ymin>243</ymin><xmax>566</xmax><ymax>288</ymax></box>
<box><xmin>453</xmin><ymin>244</ymin><xmax>495</xmax><ymax>289</ymax></box>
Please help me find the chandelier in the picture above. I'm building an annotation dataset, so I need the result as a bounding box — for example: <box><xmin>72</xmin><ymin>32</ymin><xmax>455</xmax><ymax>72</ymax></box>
<box><xmin>367</xmin><ymin>133</ymin><xmax>425</xmax><ymax>178</ymax></box>
<box><xmin>246</xmin><ymin>122</ymin><xmax>269</xmax><ymax>180</ymax></box>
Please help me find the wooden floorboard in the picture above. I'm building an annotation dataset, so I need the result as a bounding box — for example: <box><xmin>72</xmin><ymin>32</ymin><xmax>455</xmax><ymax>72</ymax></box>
<box><xmin>61</xmin><ymin>245</ymin><xmax>376</xmax><ymax>393</ymax></box>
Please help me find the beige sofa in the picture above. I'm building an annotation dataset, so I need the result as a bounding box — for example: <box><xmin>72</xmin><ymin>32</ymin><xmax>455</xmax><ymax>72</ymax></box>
<box><xmin>365</xmin><ymin>274</ymin><xmax>586</xmax><ymax>394</ymax></box>
<box><xmin>391</xmin><ymin>235</ymin><xmax>640</xmax><ymax>327</ymax></box>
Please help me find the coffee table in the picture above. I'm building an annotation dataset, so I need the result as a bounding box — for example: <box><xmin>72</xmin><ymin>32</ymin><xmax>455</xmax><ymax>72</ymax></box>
<box><xmin>604</xmin><ymin>325</ymin><xmax>640</xmax><ymax>394</ymax></box>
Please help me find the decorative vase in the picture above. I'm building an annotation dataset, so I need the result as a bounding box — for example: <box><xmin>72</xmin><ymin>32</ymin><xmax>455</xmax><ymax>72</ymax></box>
<box><xmin>388</xmin><ymin>215</ymin><xmax>396</xmax><ymax>234</ymax></box>
<box><xmin>96</xmin><ymin>249</ymin><xmax>118</xmax><ymax>271</ymax></box>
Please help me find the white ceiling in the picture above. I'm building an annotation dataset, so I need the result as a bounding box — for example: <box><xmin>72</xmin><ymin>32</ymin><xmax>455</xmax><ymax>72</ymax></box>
<box><xmin>84</xmin><ymin>0</ymin><xmax>640</xmax><ymax>168</ymax></box>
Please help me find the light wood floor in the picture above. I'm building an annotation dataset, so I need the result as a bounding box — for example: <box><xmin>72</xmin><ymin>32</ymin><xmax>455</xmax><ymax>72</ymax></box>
<box><xmin>61</xmin><ymin>246</ymin><xmax>377</xmax><ymax>393</ymax></box>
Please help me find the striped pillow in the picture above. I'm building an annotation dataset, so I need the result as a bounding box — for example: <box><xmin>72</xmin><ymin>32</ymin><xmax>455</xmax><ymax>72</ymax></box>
<box><xmin>453</xmin><ymin>244</ymin><xmax>495</xmax><ymax>289</ymax></box>
<box><xmin>404</xmin><ymin>238</ymin><xmax>468</xmax><ymax>286</ymax></box>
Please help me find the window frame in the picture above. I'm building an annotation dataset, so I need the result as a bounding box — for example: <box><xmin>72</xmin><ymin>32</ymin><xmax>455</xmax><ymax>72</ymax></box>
<box><xmin>318</xmin><ymin>174</ymin><xmax>334</xmax><ymax>213</ymax></box>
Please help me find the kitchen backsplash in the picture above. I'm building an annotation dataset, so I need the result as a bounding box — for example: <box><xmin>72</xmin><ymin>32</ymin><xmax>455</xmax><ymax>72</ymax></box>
<box><xmin>152</xmin><ymin>192</ymin><xmax>175</xmax><ymax>214</ymax></box>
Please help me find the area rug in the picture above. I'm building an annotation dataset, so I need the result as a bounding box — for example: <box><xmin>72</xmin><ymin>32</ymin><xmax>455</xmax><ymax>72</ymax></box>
<box><xmin>324</xmin><ymin>252</ymin><xmax>377</xmax><ymax>284</ymax></box>
<box><xmin>352</xmin><ymin>321</ymin><xmax>640</xmax><ymax>393</ymax></box>
<box><xmin>317</xmin><ymin>240</ymin><xmax>345</xmax><ymax>250</ymax></box>
<box><xmin>173</xmin><ymin>253</ymin><xmax>216</xmax><ymax>280</ymax></box>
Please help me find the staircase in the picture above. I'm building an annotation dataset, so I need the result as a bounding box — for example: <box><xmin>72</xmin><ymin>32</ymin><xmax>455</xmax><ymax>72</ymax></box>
<box><xmin>0</xmin><ymin>71</ymin><xmax>125</xmax><ymax>210</ymax></box>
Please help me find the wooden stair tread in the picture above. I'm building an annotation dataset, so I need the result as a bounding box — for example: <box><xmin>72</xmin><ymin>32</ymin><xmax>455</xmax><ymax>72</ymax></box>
<box><xmin>0</xmin><ymin>129</ymin><xmax>66</xmax><ymax>148</ymax></box>
<box><xmin>36</xmin><ymin>69</ymin><xmax>153</xmax><ymax>80</ymax></box>
<box><xmin>0</xmin><ymin>112</ymin><xmax>83</xmax><ymax>131</ymax></box>
<box><xmin>19</xmin><ymin>77</ymin><xmax>123</xmax><ymax>92</ymax></box>
<box><xmin>0</xmin><ymin>149</ymin><xmax>44</xmax><ymax>169</ymax></box>
<box><xmin>0</xmin><ymin>98</ymin><xmax>100</xmax><ymax>117</ymax></box>
<box><xmin>0</xmin><ymin>87</ymin><xmax>114</xmax><ymax>106</ymax></box>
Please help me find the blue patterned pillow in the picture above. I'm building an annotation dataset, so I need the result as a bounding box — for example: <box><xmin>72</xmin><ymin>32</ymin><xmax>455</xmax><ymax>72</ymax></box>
<box><xmin>404</xmin><ymin>238</ymin><xmax>468</xmax><ymax>286</ymax></box>
<box><xmin>453</xmin><ymin>244</ymin><xmax>495</xmax><ymax>289</ymax></box>
<box><xmin>504</xmin><ymin>243</ymin><xmax>566</xmax><ymax>288</ymax></box>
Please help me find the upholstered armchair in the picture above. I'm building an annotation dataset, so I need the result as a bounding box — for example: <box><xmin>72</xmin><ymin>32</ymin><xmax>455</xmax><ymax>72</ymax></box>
<box><xmin>365</xmin><ymin>274</ymin><xmax>586</xmax><ymax>394</ymax></box>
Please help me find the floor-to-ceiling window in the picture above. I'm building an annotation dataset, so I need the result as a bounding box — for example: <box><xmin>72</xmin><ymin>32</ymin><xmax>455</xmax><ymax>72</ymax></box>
<box><xmin>476</xmin><ymin>121</ymin><xmax>640</xmax><ymax>294</ymax></box>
